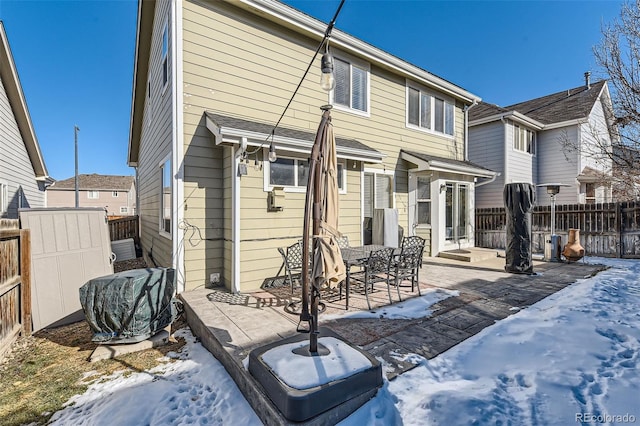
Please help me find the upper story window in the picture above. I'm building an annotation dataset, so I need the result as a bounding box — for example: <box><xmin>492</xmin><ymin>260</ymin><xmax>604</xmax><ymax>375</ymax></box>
<box><xmin>266</xmin><ymin>156</ymin><xmax>345</xmax><ymax>192</ymax></box>
<box><xmin>161</xmin><ymin>21</ymin><xmax>169</xmax><ymax>88</ymax></box>
<box><xmin>513</xmin><ymin>124</ymin><xmax>536</xmax><ymax>154</ymax></box>
<box><xmin>87</xmin><ymin>191</ymin><xmax>99</xmax><ymax>199</ymax></box>
<box><xmin>112</xmin><ymin>191</ymin><xmax>119</xmax><ymax>197</ymax></box>
<box><xmin>407</xmin><ymin>86</ymin><xmax>454</xmax><ymax>136</ymax></box>
<box><xmin>333</xmin><ymin>56</ymin><xmax>369</xmax><ymax>114</ymax></box>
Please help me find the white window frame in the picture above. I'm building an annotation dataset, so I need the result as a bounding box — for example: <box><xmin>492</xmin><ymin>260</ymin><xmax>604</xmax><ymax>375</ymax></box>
<box><xmin>513</xmin><ymin>124</ymin><xmax>536</xmax><ymax>155</ymax></box>
<box><xmin>87</xmin><ymin>191</ymin><xmax>99</xmax><ymax>199</ymax></box>
<box><xmin>120</xmin><ymin>206</ymin><xmax>128</xmax><ymax>214</ymax></box>
<box><xmin>416</xmin><ymin>176</ymin><xmax>432</xmax><ymax>226</ymax></box>
<box><xmin>444</xmin><ymin>182</ymin><xmax>470</xmax><ymax>242</ymax></box>
<box><xmin>330</xmin><ymin>53</ymin><xmax>370</xmax><ymax>117</ymax></box>
<box><xmin>363</xmin><ymin>168</ymin><xmax>395</xmax><ymax>218</ymax></box>
<box><xmin>0</xmin><ymin>182</ymin><xmax>8</xmax><ymax>215</ymax></box>
<box><xmin>161</xmin><ymin>19</ymin><xmax>169</xmax><ymax>91</ymax></box>
<box><xmin>112</xmin><ymin>191</ymin><xmax>119</xmax><ymax>197</ymax></box>
<box><xmin>263</xmin><ymin>152</ymin><xmax>347</xmax><ymax>194</ymax></box>
<box><xmin>159</xmin><ymin>155</ymin><xmax>172</xmax><ymax>238</ymax></box>
<box><xmin>406</xmin><ymin>82</ymin><xmax>455</xmax><ymax>138</ymax></box>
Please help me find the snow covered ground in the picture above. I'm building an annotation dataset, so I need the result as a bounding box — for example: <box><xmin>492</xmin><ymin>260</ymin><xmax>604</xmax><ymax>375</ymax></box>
<box><xmin>50</xmin><ymin>257</ymin><xmax>640</xmax><ymax>425</ymax></box>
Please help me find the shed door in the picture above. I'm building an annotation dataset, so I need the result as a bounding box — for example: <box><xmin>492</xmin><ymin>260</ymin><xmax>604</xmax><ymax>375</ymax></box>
<box><xmin>19</xmin><ymin>208</ymin><xmax>114</xmax><ymax>331</ymax></box>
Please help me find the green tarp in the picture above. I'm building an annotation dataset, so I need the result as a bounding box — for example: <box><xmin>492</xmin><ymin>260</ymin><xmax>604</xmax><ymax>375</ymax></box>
<box><xmin>80</xmin><ymin>268</ymin><xmax>176</xmax><ymax>343</ymax></box>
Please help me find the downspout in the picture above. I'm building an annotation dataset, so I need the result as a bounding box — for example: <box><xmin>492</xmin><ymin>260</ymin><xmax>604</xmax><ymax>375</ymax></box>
<box><xmin>171</xmin><ymin>0</ymin><xmax>185</xmax><ymax>293</ymax></box>
<box><xmin>475</xmin><ymin>172</ymin><xmax>500</xmax><ymax>188</ymax></box>
<box><xmin>463</xmin><ymin>100</ymin><xmax>478</xmax><ymax>161</ymax></box>
<box><xmin>231</xmin><ymin>144</ymin><xmax>242</xmax><ymax>294</ymax></box>
<box><xmin>501</xmin><ymin>116</ymin><xmax>509</xmax><ymax>187</ymax></box>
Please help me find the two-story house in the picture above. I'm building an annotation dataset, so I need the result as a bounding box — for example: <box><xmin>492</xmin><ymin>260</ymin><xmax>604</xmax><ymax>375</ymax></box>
<box><xmin>0</xmin><ymin>21</ymin><xmax>51</xmax><ymax>218</ymax></box>
<box><xmin>469</xmin><ymin>74</ymin><xmax>615</xmax><ymax>208</ymax></box>
<box><xmin>46</xmin><ymin>174</ymin><xmax>136</xmax><ymax>217</ymax></box>
<box><xmin>128</xmin><ymin>0</ymin><xmax>496</xmax><ymax>293</ymax></box>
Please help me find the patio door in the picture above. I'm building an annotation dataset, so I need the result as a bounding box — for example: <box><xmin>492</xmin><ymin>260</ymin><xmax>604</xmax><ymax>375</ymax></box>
<box><xmin>445</xmin><ymin>183</ymin><xmax>469</xmax><ymax>245</ymax></box>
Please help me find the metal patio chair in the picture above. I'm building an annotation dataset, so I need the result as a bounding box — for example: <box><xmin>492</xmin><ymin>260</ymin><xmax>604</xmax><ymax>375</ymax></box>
<box><xmin>348</xmin><ymin>247</ymin><xmax>395</xmax><ymax>310</ymax></box>
<box><xmin>389</xmin><ymin>236</ymin><xmax>425</xmax><ymax>302</ymax></box>
<box><xmin>335</xmin><ymin>234</ymin><xmax>350</xmax><ymax>249</ymax></box>
<box><xmin>277</xmin><ymin>241</ymin><xmax>305</xmax><ymax>294</ymax></box>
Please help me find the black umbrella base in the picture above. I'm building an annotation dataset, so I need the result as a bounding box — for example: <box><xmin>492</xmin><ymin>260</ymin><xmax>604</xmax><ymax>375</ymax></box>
<box><xmin>248</xmin><ymin>327</ymin><xmax>382</xmax><ymax>423</ymax></box>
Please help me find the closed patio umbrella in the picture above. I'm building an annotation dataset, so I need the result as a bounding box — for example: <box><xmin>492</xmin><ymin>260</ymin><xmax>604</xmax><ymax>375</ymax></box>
<box><xmin>299</xmin><ymin>107</ymin><xmax>345</xmax><ymax>353</ymax></box>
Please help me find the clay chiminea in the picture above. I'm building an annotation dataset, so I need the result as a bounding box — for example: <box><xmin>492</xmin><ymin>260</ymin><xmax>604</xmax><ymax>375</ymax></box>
<box><xmin>562</xmin><ymin>228</ymin><xmax>585</xmax><ymax>262</ymax></box>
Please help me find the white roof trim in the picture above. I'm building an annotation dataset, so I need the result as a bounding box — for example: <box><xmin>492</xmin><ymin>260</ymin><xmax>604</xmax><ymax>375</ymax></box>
<box><xmin>229</xmin><ymin>0</ymin><xmax>480</xmax><ymax>104</ymax></box>
<box><xmin>205</xmin><ymin>115</ymin><xmax>383</xmax><ymax>163</ymax></box>
<box><xmin>400</xmin><ymin>151</ymin><xmax>496</xmax><ymax>178</ymax></box>
<box><xmin>470</xmin><ymin>111</ymin><xmax>545</xmax><ymax>130</ymax></box>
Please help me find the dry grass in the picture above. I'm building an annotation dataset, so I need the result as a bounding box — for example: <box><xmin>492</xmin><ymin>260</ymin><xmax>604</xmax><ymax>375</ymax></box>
<box><xmin>0</xmin><ymin>259</ymin><xmax>187</xmax><ymax>426</ymax></box>
<box><xmin>0</xmin><ymin>318</ymin><xmax>187</xmax><ymax>426</ymax></box>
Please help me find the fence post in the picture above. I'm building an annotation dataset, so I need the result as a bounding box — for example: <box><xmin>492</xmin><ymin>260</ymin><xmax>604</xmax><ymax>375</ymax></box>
<box><xmin>615</xmin><ymin>202</ymin><xmax>622</xmax><ymax>258</ymax></box>
<box><xmin>19</xmin><ymin>229</ymin><xmax>32</xmax><ymax>336</ymax></box>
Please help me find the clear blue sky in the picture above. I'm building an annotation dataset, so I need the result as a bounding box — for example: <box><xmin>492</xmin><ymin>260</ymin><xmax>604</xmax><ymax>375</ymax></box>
<box><xmin>0</xmin><ymin>0</ymin><xmax>622</xmax><ymax>181</ymax></box>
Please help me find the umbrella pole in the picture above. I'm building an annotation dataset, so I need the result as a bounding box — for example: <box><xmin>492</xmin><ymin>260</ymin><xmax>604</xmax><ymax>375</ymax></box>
<box><xmin>300</xmin><ymin>111</ymin><xmax>330</xmax><ymax>353</ymax></box>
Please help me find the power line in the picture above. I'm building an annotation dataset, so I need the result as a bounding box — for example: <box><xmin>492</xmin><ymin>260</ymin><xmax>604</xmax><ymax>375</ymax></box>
<box><xmin>266</xmin><ymin>0</ymin><xmax>346</xmax><ymax>142</ymax></box>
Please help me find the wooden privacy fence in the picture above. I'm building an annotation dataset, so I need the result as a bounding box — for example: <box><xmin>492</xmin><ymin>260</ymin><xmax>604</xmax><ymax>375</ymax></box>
<box><xmin>475</xmin><ymin>201</ymin><xmax>640</xmax><ymax>258</ymax></box>
<box><xmin>0</xmin><ymin>219</ymin><xmax>31</xmax><ymax>359</ymax></box>
<box><xmin>108</xmin><ymin>215</ymin><xmax>139</xmax><ymax>242</ymax></box>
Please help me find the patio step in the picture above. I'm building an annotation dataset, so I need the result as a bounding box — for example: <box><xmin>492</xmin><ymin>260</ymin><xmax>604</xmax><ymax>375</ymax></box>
<box><xmin>438</xmin><ymin>247</ymin><xmax>498</xmax><ymax>262</ymax></box>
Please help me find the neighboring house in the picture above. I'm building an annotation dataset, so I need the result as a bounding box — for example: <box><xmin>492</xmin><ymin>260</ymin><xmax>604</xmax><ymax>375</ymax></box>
<box><xmin>0</xmin><ymin>21</ymin><xmax>51</xmax><ymax>218</ymax></box>
<box><xmin>469</xmin><ymin>74</ymin><xmax>616</xmax><ymax>207</ymax></box>
<box><xmin>128</xmin><ymin>0</ymin><xmax>497</xmax><ymax>293</ymax></box>
<box><xmin>47</xmin><ymin>174</ymin><xmax>136</xmax><ymax>216</ymax></box>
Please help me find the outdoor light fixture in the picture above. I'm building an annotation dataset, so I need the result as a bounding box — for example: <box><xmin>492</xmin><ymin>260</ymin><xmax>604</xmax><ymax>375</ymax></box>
<box><xmin>320</xmin><ymin>52</ymin><xmax>335</xmax><ymax>92</ymax></box>
<box><xmin>268</xmin><ymin>141</ymin><xmax>277</xmax><ymax>162</ymax></box>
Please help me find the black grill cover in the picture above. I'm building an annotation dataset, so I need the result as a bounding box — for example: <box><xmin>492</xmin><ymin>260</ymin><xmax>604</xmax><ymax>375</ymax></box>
<box><xmin>80</xmin><ymin>268</ymin><xmax>176</xmax><ymax>343</ymax></box>
<box><xmin>504</xmin><ymin>183</ymin><xmax>536</xmax><ymax>274</ymax></box>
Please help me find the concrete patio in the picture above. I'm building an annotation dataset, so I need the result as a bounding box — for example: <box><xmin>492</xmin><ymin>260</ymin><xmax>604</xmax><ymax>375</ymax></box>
<box><xmin>179</xmin><ymin>254</ymin><xmax>606</xmax><ymax>425</ymax></box>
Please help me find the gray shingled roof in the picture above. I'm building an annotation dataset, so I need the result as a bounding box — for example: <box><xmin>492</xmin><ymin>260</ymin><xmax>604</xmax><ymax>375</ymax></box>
<box><xmin>205</xmin><ymin>112</ymin><xmax>382</xmax><ymax>156</ymax></box>
<box><xmin>401</xmin><ymin>150</ymin><xmax>495</xmax><ymax>173</ymax></box>
<box><xmin>469</xmin><ymin>101</ymin><xmax>510</xmax><ymax>121</ymax></box>
<box><xmin>469</xmin><ymin>80</ymin><xmax>606</xmax><ymax>125</ymax></box>
<box><xmin>49</xmin><ymin>174</ymin><xmax>135</xmax><ymax>191</ymax></box>
<box><xmin>505</xmin><ymin>80</ymin><xmax>606</xmax><ymax>124</ymax></box>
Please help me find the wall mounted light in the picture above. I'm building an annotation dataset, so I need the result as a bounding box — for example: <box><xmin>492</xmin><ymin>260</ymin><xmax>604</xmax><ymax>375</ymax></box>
<box><xmin>440</xmin><ymin>184</ymin><xmax>447</xmax><ymax>193</ymax></box>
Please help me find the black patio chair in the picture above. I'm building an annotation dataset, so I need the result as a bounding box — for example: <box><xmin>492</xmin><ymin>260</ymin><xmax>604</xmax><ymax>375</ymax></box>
<box><xmin>348</xmin><ymin>247</ymin><xmax>395</xmax><ymax>310</ymax></box>
<box><xmin>276</xmin><ymin>241</ymin><xmax>305</xmax><ymax>294</ymax></box>
<box><xmin>389</xmin><ymin>236</ymin><xmax>425</xmax><ymax>302</ymax></box>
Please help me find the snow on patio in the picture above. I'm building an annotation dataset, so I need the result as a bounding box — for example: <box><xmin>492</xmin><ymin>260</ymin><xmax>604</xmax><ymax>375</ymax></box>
<box><xmin>50</xmin><ymin>257</ymin><xmax>639</xmax><ymax>425</ymax></box>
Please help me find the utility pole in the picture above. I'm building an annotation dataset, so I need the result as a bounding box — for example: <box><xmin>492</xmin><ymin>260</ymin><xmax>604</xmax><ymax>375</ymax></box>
<box><xmin>74</xmin><ymin>125</ymin><xmax>80</xmax><ymax>207</ymax></box>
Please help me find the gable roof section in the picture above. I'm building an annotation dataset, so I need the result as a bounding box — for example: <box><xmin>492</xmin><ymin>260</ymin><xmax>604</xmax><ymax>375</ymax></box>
<box><xmin>0</xmin><ymin>21</ymin><xmax>49</xmax><ymax>180</ymax></box>
<box><xmin>128</xmin><ymin>0</ymin><xmax>480</xmax><ymax>165</ymax></box>
<box><xmin>400</xmin><ymin>150</ymin><xmax>497</xmax><ymax>178</ymax></box>
<box><xmin>49</xmin><ymin>174</ymin><xmax>135</xmax><ymax>191</ymax></box>
<box><xmin>205</xmin><ymin>112</ymin><xmax>383</xmax><ymax>163</ymax></box>
<box><xmin>505</xmin><ymin>80</ymin><xmax>607</xmax><ymax>125</ymax></box>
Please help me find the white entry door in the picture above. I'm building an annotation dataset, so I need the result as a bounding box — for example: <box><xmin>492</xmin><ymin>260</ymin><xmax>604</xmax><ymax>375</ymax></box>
<box><xmin>444</xmin><ymin>182</ymin><xmax>470</xmax><ymax>246</ymax></box>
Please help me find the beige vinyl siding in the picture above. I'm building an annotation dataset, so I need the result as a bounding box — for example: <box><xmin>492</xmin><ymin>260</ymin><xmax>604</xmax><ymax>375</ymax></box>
<box><xmin>415</xmin><ymin>228</ymin><xmax>432</xmax><ymax>257</ymax></box>
<box><xmin>137</xmin><ymin>0</ymin><xmax>173</xmax><ymax>269</ymax></box>
<box><xmin>0</xmin><ymin>72</ymin><xmax>45</xmax><ymax>217</ymax></box>
<box><xmin>181</xmin><ymin>0</ymin><xmax>471</xmax><ymax>291</ymax></box>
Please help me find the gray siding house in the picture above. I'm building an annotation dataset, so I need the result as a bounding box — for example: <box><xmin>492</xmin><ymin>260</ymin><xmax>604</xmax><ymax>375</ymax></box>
<box><xmin>469</xmin><ymin>76</ymin><xmax>615</xmax><ymax>207</ymax></box>
<box><xmin>0</xmin><ymin>22</ymin><xmax>51</xmax><ymax>218</ymax></box>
